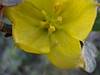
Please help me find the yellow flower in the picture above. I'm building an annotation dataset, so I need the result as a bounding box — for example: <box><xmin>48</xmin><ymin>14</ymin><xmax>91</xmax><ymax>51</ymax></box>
<box><xmin>5</xmin><ymin>0</ymin><xmax>97</xmax><ymax>69</ymax></box>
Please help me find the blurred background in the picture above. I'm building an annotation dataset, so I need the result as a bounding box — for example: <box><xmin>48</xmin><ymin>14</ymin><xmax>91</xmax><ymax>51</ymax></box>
<box><xmin>1</xmin><ymin>0</ymin><xmax>100</xmax><ymax>75</ymax></box>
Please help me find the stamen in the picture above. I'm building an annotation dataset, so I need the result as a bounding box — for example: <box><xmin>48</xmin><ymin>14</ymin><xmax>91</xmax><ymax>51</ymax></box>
<box><xmin>57</xmin><ymin>16</ymin><xmax>63</xmax><ymax>23</ymax></box>
<box><xmin>48</xmin><ymin>25</ymin><xmax>56</xmax><ymax>33</ymax></box>
<box><xmin>54</xmin><ymin>0</ymin><xmax>67</xmax><ymax>15</ymax></box>
<box><xmin>41</xmin><ymin>10</ymin><xmax>47</xmax><ymax>16</ymax></box>
<box><xmin>55</xmin><ymin>2</ymin><xmax>61</xmax><ymax>7</ymax></box>
<box><xmin>41</xmin><ymin>10</ymin><xmax>49</xmax><ymax>20</ymax></box>
<box><xmin>54</xmin><ymin>2</ymin><xmax>62</xmax><ymax>14</ymax></box>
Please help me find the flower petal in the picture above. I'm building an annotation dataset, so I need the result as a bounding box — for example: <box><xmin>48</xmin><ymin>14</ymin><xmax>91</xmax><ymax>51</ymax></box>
<box><xmin>60</xmin><ymin>0</ymin><xmax>97</xmax><ymax>40</ymax></box>
<box><xmin>5</xmin><ymin>1</ymin><xmax>50</xmax><ymax>54</ymax></box>
<box><xmin>5</xmin><ymin>0</ymin><xmax>46</xmax><ymax>21</ymax></box>
<box><xmin>47</xmin><ymin>31</ymin><xmax>81</xmax><ymax>68</ymax></box>
<box><xmin>27</xmin><ymin>0</ymin><xmax>54</xmax><ymax>16</ymax></box>
<box><xmin>13</xmin><ymin>21</ymin><xmax>50</xmax><ymax>54</ymax></box>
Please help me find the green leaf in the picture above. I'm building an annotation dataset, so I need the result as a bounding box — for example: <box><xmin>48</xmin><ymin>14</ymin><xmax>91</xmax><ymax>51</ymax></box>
<box><xmin>92</xmin><ymin>10</ymin><xmax>100</xmax><ymax>31</ymax></box>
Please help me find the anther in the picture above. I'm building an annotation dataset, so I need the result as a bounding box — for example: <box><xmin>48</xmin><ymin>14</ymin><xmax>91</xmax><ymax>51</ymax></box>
<box><xmin>41</xmin><ymin>10</ymin><xmax>47</xmax><ymax>16</ymax></box>
<box><xmin>55</xmin><ymin>2</ymin><xmax>60</xmax><ymax>7</ymax></box>
<box><xmin>48</xmin><ymin>25</ymin><xmax>56</xmax><ymax>33</ymax></box>
<box><xmin>57</xmin><ymin>16</ymin><xmax>63</xmax><ymax>23</ymax></box>
<box><xmin>54</xmin><ymin>2</ymin><xmax>63</xmax><ymax>15</ymax></box>
<box><xmin>54</xmin><ymin>2</ymin><xmax>61</xmax><ymax>11</ymax></box>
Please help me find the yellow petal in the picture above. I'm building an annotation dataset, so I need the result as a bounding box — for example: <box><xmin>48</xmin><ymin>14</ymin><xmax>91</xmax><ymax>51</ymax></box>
<box><xmin>5</xmin><ymin>0</ymin><xmax>46</xmax><ymax>20</ymax></box>
<box><xmin>60</xmin><ymin>0</ymin><xmax>97</xmax><ymax>40</ymax></box>
<box><xmin>13</xmin><ymin>22</ymin><xmax>50</xmax><ymax>54</ymax></box>
<box><xmin>27</xmin><ymin>0</ymin><xmax>54</xmax><ymax>16</ymax></box>
<box><xmin>47</xmin><ymin>31</ymin><xmax>81</xmax><ymax>68</ymax></box>
<box><xmin>5</xmin><ymin>1</ymin><xmax>50</xmax><ymax>54</ymax></box>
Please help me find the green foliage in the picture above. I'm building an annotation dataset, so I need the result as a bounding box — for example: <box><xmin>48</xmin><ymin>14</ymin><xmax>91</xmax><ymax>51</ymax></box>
<box><xmin>92</xmin><ymin>10</ymin><xmax>100</xmax><ymax>31</ymax></box>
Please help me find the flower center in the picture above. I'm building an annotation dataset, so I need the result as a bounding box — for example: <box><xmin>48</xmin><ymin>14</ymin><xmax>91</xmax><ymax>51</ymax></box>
<box><xmin>40</xmin><ymin>20</ymin><xmax>56</xmax><ymax>33</ymax></box>
<box><xmin>40</xmin><ymin>10</ymin><xmax>63</xmax><ymax>33</ymax></box>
